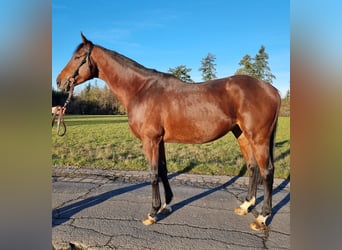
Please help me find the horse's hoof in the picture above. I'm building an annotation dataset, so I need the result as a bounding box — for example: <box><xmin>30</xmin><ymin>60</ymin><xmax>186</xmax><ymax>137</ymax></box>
<box><xmin>250</xmin><ymin>220</ymin><xmax>267</xmax><ymax>231</ymax></box>
<box><xmin>158</xmin><ymin>203</ymin><xmax>172</xmax><ymax>214</ymax></box>
<box><xmin>234</xmin><ymin>207</ymin><xmax>248</xmax><ymax>216</ymax></box>
<box><xmin>142</xmin><ymin>214</ymin><xmax>156</xmax><ymax>226</ymax></box>
<box><xmin>250</xmin><ymin>215</ymin><xmax>268</xmax><ymax>231</ymax></box>
<box><xmin>235</xmin><ymin>197</ymin><xmax>255</xmax><ymax>216</ymax></box>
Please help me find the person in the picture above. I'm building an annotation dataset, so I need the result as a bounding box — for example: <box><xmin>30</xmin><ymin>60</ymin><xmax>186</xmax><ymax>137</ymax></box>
<box><xmin>52</xmin><ymin>106</ymin><xmax>66</xmax><ymax>115</ymax></box>
<box><xmin>52</xmin><ymin>106</ymin><xmax>67</xmax><ymax>136</ymax></box>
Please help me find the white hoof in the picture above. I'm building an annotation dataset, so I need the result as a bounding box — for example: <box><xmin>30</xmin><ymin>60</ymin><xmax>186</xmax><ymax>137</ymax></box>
<box><xmin>234</xmin><ymin>197</ymin><xmax>255</xmax><ymax>216</ymax></box>
<box><xmin>250</xmin><ymin>215</ymin><xmax>269</xmax><ymax>231</ymax></box>
<box><xmin>142</xmin><ymin>213</ymin><xmax>156</xmax><ymax>226</ymax></box>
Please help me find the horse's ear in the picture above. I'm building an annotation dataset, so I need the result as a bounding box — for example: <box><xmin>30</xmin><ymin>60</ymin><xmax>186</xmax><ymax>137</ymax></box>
<box><xmin>80</xmin><ymin>32</ymin><xmax>89</xmax><ymax>45</ymax></box>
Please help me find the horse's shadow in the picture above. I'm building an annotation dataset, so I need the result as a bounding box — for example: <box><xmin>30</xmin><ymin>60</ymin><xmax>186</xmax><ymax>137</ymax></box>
<box><xmin>53</xmin><ymin>167</ymin><xmax>289</xmax><ymax>227</ymax></box>
<box><xmin>158</xmin><ymin>172</ymin><xmax>290</xmax><ymax>224</ymax></box>
<box><xmin>157</xmin><ymin>175</ymin><xmax>241</xmax><ymax>222</ymax></box>
<box><xmin>52</xmin><ymin>162</ymin><xmax>198</xmax><ymax>227</ymax></box>
<box><xmin>156</xmin><ymin>165</ymin><xmax>247</xmax><ymax>221</ymax></box>
<box><xmin>52</xmin><ymin>181</ymin><xmax>149</xmax><ymax>227</ymax></box>
<box><xmin>52</xmin><ymin>164</ymin><xmax>240</xmax><ymax>227</ymax></box>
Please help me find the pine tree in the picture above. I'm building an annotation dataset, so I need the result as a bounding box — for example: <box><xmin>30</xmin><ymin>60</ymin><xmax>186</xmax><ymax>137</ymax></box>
<box><xmin>199</xmin><ymin>53</ymin><xmax>217</xmax><ymax>81</ymax></box>
<box><xmin>168</xmin><ymin>65</ymin><xmax>194</xmax><ymax>83</ymax></box>
<box><xmin>235</xmin><ymin>45</ymin><xmax>276</xmax><ymax>84</ymax></box>
<box><xmin>235</xmin><ymin>54</ymin><xmax>254</xmax><ymax>76</ymax></box>
<box><xmin>254</xmin><ymin>46</ymin><xmax>275</xmax><ymax>83</ymax></box>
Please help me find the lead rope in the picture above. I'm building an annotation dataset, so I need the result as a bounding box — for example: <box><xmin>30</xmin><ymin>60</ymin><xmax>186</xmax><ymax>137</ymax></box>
<box><xmin>52</xmin><ymin>44</ymin><xmax>92</xmax><ymax>136</ymax></box>
<box><xmin>52</xmin><ymin>84</ymin><xmax>74</xmax><ymax>136</ymax></box>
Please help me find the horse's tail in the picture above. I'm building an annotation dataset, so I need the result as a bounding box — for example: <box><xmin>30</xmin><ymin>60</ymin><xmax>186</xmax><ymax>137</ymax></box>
<box><xmin>269</xmin><ymin>92</ymin><xmax>281</xmax><ymax>165</ymax></box>
<box><xmin>269</xmin><ymin>117</ymin><xmax>278</xmax><ymax>164</ymax></box>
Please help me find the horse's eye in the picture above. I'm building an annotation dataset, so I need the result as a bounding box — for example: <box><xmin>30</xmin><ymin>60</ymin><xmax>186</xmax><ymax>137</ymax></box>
<box><xmin>74</xmin><ymin>56</ymin><xmax>81</xmax><ymax>60</ymax></box>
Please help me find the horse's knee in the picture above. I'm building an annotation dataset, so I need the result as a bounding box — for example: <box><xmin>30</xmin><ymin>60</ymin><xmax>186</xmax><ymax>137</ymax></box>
<box><xmin>248</xmin><ymin>163</ymin><xmax>263</xmax><ymax>185</ymax></box>
<box><xmin>247</xmin><ymin>163</ymin><xmax>258</xmax><ymax>173</ymax></box>
<box><xmin>261</xmin><ymin>162</ymin><xmax>274</xmax><ymax>182</ymax></box>
<box><xmin>150</xmin><ymin>173</ymin><xmax>159</xmax><ymax>185</ymax></box>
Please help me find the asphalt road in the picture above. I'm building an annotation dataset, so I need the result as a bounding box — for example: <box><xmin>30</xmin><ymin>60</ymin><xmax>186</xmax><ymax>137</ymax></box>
<box><xmin>52</xmin><ymin>167</ymin><xmax>290</xmax><ymax>249</ymax></box>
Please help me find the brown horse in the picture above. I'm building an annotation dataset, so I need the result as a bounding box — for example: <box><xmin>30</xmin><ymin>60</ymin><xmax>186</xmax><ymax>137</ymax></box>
<box><xmin>56</xmin><ymin>33</ymin><xmax>280</xmax><ymax>231</ymax></box>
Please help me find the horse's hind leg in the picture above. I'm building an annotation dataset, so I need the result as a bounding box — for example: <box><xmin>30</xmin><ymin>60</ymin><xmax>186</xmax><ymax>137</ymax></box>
<box><xmin>158</xmin><ymin>141</ymin><xmax>173</xmax><ymax>214</ymax></box>
<box><xmin>233</xmin><ymin>126</ymin><xmax>260</xmax><ymax>216</ymax></box>
<box><xmin>250</xmin><ymin>142</ymin><xmax>274</xmax><ymax>231</ymax></box>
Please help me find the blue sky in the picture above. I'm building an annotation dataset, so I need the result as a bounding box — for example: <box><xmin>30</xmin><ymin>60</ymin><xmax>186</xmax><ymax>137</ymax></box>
<box><xmin>52</xmin><ymin>0</ymin><xmax>289</xmax><ymax>96</ymax></box>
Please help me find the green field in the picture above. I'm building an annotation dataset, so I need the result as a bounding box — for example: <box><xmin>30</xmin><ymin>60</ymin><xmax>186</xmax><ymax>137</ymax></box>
<box><xmin>52</xmin><ymin>115</ymin><xmax>290</xmax><ymax>178</ymax></box>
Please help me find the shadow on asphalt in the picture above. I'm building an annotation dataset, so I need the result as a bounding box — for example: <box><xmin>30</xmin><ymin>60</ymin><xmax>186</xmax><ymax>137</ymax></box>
<box><xmin>52</xmin><ymin>181</ymin><xmax>149</xmax><ymax>227</ymax></box>
<box><xmin>158</xmin><ymin>175</ymin><xmax>290</xmax><ymax>225</ymax></box>
<box><xmin>53</xmin><ymin>172</ymin><xmax>289</xmax><ymax>228</ymax></box>
<box><xmin>52</xmin><ymin>169</ymin><xmax>242</xmax><ymax>228</ymax></box>
<box><xmin>157</xmin><ymin>175</ymin><xmax>242</xmax><ymax>222</ymax></box>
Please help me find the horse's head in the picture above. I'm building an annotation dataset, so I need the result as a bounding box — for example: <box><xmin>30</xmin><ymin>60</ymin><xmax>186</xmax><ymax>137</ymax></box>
<box><xmin>56</xmin><ymin>33</ymin><xmax>97</xmax><ymax>91</ymax></box>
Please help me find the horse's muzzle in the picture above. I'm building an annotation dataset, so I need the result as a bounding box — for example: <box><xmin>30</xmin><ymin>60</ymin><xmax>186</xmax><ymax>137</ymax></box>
<box><xmin>56</xmin><ymin>79</ymin><xmax>71</xmax><ymax>92</ymax></box>
<box><xmin>56</xmin><ymin>79</ymin><xmax>61</xmax><ymax>89</ymax></box>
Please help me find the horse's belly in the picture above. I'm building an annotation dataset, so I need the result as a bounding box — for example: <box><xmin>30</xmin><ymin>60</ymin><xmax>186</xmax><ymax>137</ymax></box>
<box><xmin>163</xmin><ymin>119</ymin><xmax>233</xmax><ymax>144</ymax></box>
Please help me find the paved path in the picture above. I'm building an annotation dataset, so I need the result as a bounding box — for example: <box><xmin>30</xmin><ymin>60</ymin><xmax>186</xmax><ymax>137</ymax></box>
<box><xmin>52</xmin><ymin>166</ymin><xmax>290</xmax><ymax>249</ymax></box>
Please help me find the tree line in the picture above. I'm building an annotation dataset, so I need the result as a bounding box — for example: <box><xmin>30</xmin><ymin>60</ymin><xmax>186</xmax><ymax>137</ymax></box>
<box><xmin>168</xmin><ymin>45</ymin><xmax>275</xmax><ymax>84</ymax></box>
<box><xmin>53</xmin><ymin>45</ymin><xmax>289</xmax><ymax>116</ymax></box>
<box><xmin>52</xmin><ymin>82</ymin><xmax>126</xmax><ymax>115</ymax></box>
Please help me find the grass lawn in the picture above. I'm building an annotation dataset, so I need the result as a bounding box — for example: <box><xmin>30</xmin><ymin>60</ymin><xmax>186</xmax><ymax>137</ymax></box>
<box><xmin>52</xmin><ymin>115</ymin><xmax>290</xmax><ymax>179</ymax></box>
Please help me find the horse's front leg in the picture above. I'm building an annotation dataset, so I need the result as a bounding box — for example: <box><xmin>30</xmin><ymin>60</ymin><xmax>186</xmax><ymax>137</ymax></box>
<box><xmin>142</xmin><ymin>136</ymin><xmax>162</xmax><ymax>225</ymax></box>
<box><xmin>158</xmin><ymin>141</ymin><xmax>173</xmax><ymax>214</ymax></box>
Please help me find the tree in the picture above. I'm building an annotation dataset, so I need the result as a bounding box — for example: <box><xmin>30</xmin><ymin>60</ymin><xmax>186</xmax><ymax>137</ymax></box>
<box><xmin>168</xmin><ymin>65</ymin><xmax>194</xmax><ymax>83</ymax></box>
<box><xmin>235</xmin><ymin>54</ymin><xmax>254</xmax><ymax>76</ymax></box>
<box><xmin>52</xmin><ymin>88</ymin><xmax>69</xmax><ymax>106</ymax></box>
<box><xmin>199</xmin><ymin>53</ymin><xmax>217</xmax><ymax>81</ymax></box>
<box><xmin>235</xmin><ymin>45</ymin><xmax>276</xmax><ymax>84</ymax></box>
<box><xmin>54</xmin><ymin>80</ymin><xmax>127</xmax><ymax>115</ymax></box>
<box><xmin>285</xmin><ymin>89</ymin><xmax>290</xmax><ymax>100</ymax></box>
<box><xmin>280</xmin><ymin>89</ymin><xmax>290</xmax><ymax>117</ymax></box>
<box><xmin>254</xmin><ymin>46</ymin><xmax>275</xmax><ymax>83</ymax></box>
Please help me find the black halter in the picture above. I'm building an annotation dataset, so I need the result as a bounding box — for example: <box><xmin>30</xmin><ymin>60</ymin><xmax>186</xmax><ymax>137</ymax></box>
<box><xmin>64</xmin><ymin>43</ymin><xmax>94</xmax><ymax>107</ymax></box>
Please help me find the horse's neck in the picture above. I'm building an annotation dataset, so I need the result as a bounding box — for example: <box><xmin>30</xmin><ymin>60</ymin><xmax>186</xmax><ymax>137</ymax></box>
<box><xmin>94</xmin><ymin>47</ymin><xmax>148</xmax><ymax>109</ymax></box>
